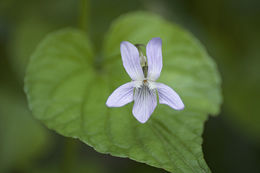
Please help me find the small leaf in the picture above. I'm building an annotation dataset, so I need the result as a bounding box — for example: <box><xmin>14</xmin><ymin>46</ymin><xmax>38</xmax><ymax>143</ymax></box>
<box><xmin>25</xmin><ymin>12</ymin><xmax>222</xmax><ymax>173</ymax></box>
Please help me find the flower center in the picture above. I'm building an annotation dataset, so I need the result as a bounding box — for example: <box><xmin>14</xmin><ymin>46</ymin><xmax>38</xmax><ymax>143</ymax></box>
<box><xmin>143</xmin><ymin>79</ymin><xmax>152</xmax><ymax>89</ymax></box>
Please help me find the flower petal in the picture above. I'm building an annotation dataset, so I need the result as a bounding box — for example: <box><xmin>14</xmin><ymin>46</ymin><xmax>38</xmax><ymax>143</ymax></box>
<box><xmin>106</xmin><ymin>82</ymin><xmax>134</xmax><ymax>107</ymax></box>
<box><xmin>156</xmin><ymin>83</ymin><xmax>184</xmax><ymax>110</ymax></box>
<box><xmin>132</xmin><ymin>86</ymin><xmax>157</xmax><ymax>123</ymax></box>
<box><xmin>146</xmin><ymin>37</ymin><xmax>162</xmax><ymax>81</ymax></box>
<box><xmin>120</xmin><ymin>41</ymin><xmax>144</xmax><ymax>80</ymax></box>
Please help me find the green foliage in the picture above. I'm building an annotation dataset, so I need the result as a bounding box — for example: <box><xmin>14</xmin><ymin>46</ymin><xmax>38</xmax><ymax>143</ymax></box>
<box><xmin>0</xmin><ymin>88</ymin><xmax>50</xmax><ymax>172</ymax></box>
<box><xmin>25</xmin><ymin>12</ymin><xmax>222</xmax><ymax>173</ymax></box>
<box><xmin>8</xmin><ymin>17</ymin><xmax>55</xmax><ymax>81</ymax></box>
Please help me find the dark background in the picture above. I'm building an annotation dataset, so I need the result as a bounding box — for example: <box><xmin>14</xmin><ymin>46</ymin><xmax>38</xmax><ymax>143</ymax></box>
<box><xmin>0</xmin><ymin>0</ymin><xmax>259</xmax><ymax>172</ymax></box>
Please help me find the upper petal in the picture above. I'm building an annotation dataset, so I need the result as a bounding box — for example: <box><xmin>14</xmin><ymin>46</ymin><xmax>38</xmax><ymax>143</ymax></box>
<box><xmin>146</xmin><ymin>37</ymin><xmax>162</xmax><ymax>81</ymax></box>
<box><xmin>120</xmin><ymin>41</ymin><xmax>144</xmax><ymax>80</ymax></box>
<box><xmin>156</xmin><ymin>83</ymin><xmax>184</xmax><ymax>110</ymax></box>
<box><xmin>106</xmin><ymin>82</ymin><xmax>134</xmax><ymax>107</ymax></box>
<box><xmin>132</xmin><ymin>85</ymin><xmax>157</xmax><ymax>123</ymax></box>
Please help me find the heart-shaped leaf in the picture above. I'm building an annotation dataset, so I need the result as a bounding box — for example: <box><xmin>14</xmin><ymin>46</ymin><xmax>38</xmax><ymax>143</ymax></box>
<box><xmin>25</xmin><ymin>12</ymin><xmax>222</xmax><ymax>173</ymax></box>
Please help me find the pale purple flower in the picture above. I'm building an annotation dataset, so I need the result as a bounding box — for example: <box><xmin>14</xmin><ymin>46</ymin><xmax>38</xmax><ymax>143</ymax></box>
<box><xmin>106</xmin><ymin>38</ymin><xmax>184</xmax><ymax>123</ymax></box>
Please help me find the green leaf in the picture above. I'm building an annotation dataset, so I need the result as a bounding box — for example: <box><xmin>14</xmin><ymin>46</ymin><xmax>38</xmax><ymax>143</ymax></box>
<box><xmin>25</xmin><ymin>12</ymin><xmax>222</xmax><ymax>173</ymax></box>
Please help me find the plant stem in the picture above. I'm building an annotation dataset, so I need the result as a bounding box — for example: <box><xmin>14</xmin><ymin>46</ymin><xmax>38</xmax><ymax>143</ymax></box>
<box><xmin>78</xmin><ymin>0</ymin><xmax>89</xmax><ymax>33</ymax></box>
<box><xmin>61</xmin><ymin>139</ymin><xmax>78</xmax><ymax>173</ymax></box>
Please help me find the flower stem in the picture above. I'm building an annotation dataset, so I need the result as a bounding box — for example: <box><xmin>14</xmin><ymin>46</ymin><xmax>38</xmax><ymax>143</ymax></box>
<box><xmin>78</xmin><ymin>0</ymin><xmax>90</xmax><ymax>33</ymax></box>
<box><xmin>61</xmin><ymin>139</ymin><xmax>78</xmax><ymax>173</ymax></box>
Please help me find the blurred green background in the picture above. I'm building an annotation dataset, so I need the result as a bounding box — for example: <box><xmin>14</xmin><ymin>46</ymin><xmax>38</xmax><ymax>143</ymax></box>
<box><xmin>0</xmin><ymin>0</ymin><xmax>259</xmax><ymax>172</ymax></box>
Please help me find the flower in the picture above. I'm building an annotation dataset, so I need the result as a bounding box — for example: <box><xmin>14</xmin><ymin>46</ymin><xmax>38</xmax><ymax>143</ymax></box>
<box><xmin>106</xmin><ymin>37</ymin><xmax>184</xmax><ymax>123</ymax></box>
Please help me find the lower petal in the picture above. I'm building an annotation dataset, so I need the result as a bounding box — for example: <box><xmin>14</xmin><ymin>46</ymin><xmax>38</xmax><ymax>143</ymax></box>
<box><xmin>132</xmin><ymin>85</ymin><xmax>157</xmax><ymax>123</ymax></box>
<box><xmin>156</xmin><ymin>83</ymin><xmax>184</xmax><ymax>110</ymax></box>
<box><xmin>106</xmin><ymin>82</ymin><xmax>134</xmax><ymax>107</ymax></box>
